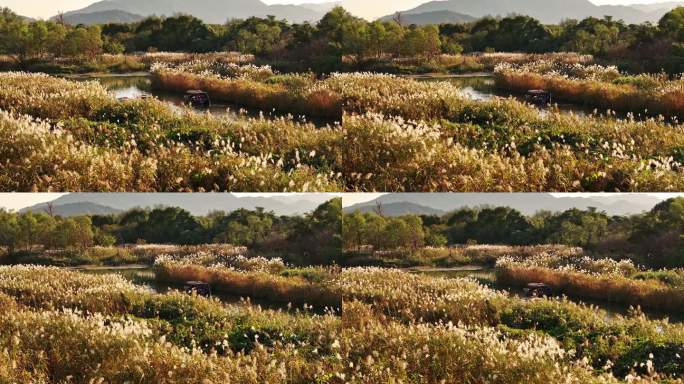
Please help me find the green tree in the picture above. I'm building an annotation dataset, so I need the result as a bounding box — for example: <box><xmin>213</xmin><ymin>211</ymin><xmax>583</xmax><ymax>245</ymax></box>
<box><xmin>659</xmin><ymin>7</ymin><xmax>684</xmax><ymax>41</ymax></box>
<box><xmin>0</xmin><ymin>210</ymin><xmax>19</xmax><ymax>254</ymax></box>
<box><xmin>343</xmin><ymin>211</ymin><xmax>366</xmax><ymax>251</ymax></box>
<box><xmin>64</xmin><ymin>26</ymin><xmax>103</xmax><ymax>58</ymax></box>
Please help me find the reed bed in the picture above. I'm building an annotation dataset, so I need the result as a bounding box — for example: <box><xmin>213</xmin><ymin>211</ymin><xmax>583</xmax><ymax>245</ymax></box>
<box><xmin>0</xmin><ymin>266</ymin><xmax>625</xmax><ymax>383</ymax></box>
<box><xmin>14</xmin><ymin>244</ymin><xmax>251</xmax><ymax>266</ymax></box>
<box><xmin>495</xmin><ymin>61</ymin><xmax>684</xmax><ymax>118</ymax></box>
<box><xmin>151</xmin><ymin>62</ymin><xmax>343</xmax><ymax>119</ymax></box>
<box><xmin>154</xmin><ymin>258</ymin><xmax>341</xmax><ymax>309</ymax></box>
<box><xmin>0</xmin><ymin>72</ymin><xmax>342</xmax><ymax>192</ymax></box>
<box><xmin>151</xmin><ymin>260</ymin><xmax>684</xmax><ymax>379</ymax></box>
<box><xmin>2</xmin><ymin>70</ymin><xmax>684</xmax><ymax>192</ymax></box>
<box><xmin>151</xmin><ymin>65</ymin><xmax>684</xmax><ymax>191</ymax></box>
<box><xmin>138</xmin><ymin>51</ymin><xmax>255</xmax><ymax>66</ymax></box>
<box><xmin>390</xmin><ymin>244</ymin><xmax>584</xmax><ymax>266</ymax></box>
<box><xmin>497</xmin><ymin>255</ymin><xmax>684</xmax><ymax>313</ymax></box>
<box><xmin>498</xmin><ymin>264</ymin><xmax>684</xmax><ymax>313</ymax></box>
<box><xmin>342</xmin><ymin>113</ymin><xmax>684</xmax><ymax>192</ymax></box>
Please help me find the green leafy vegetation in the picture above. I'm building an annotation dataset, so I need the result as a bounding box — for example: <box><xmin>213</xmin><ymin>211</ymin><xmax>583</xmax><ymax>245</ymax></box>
<box><xmin>0</xmin><ymin>199</ymin><xmax>341</xmax><ymax>266</ymax></box>
<box><xmin>2</xmin><ymin>6</ymin><xmax>684</xmax><ymax>74</ymax></box>
<box><xmin>344</xmin><ymin>197</ymin><xmax>684</xmax><ymax>269</ymax></box>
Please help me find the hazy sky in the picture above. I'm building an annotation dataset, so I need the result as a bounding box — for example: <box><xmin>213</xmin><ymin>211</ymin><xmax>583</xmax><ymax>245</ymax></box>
<box><xmin>0</xmin><ymin>193</ymin><xmax>346</xmax><ymax>211</ymax></box>
<box><xmin>0</xmin><ymin>0</ymin><xmax>658</xmax><ymax>19</ymax></box>
<box><xmin>0</xmin><ymin>193</ymin><xmax>680</xmax><ymax>211</ymax></box>
<box><xmin>340</xmin><ymin>193</ymin><xmax>684</xmax><ymax>207</ymax></box>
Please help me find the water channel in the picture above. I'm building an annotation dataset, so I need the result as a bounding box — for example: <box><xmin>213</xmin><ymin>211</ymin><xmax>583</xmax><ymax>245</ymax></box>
<box><xmin>81</xmin><ymin>265</ymin><xmax>684</xmax><ymax>323</ymax></box>
<box><xmin>75</xmin><ymin>72</ymin><xmax>600</xmax><ymax>120</ymax></box>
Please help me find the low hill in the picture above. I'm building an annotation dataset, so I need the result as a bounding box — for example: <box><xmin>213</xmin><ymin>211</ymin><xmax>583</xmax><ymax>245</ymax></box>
<box><xmin>61</xmin><ymin>0</ymin><xmax>325</xmax><ymax>24</ymax></box>
<box><xmin>344</xmin><ymin>202</ymin><xmax>445</xmax><ymax>216</ymax></box>
<box><xmin>21</xmin><ymin>202</ymin><xmax>121</xmax><ymax>217</ymax></box>
<box><xmin>384</xmin><ymin>0</ymin><xmax>670</xmax><ymax>24</ymax></box>
<box><xmin>56</xmin><ymin>10</ymin><xmax>145</xmax><ymax>25</ymax></box>
<box><xmin>379</xmin><ymin>10</ymin><xmax>476</xmax><ymax>25</ymax></box>
<box><xmin>21</xmin><ymin>193</ymin><xmax>337</xmax><ymax>217</ymax></box>
<box><xmin>344</xmin><ymin>193</ymin><xmax>663</xmax><ymax>217</ymax></box>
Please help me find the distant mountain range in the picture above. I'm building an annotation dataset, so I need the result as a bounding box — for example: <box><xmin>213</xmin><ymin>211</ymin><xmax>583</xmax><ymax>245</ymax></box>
<box><xmin>56</xmin><ymin>10</ymin><xmax>145</xmax><ymax>25</ymax></box>
<box><xmin>22</xmin><ymin>202</ymin><xmax>122</xmax><ymax>217</ymax></box>
<box><xmin>52</xmin><ymin>0</ymin><xmax>684</xmax><ymax>25</ymax></box>
<box><xmin>344</xmin><ymin>193</ymin><xmax>666</xmax><ymax>216</ymax></box>
<box><xmin>21</xmin><ymin>193</ymin><xmax>338</xmax><ymax>217</ymax></box>
<box><xmin>387</xmin><ymin>0</ymin><xmax>682</xmax><ymax>24</ymax></box>
<box><xmin>379</xmin><ymin>10</ymin><xmax>476</xmax><ymax>25</ymax></box>
<box><xmin>60</xmin><ymin>0</ymin><xmax>325</xmax><ymax>24</ymax></box>
<box><xmin>630</xmin><ymin>1</ymin><xmax>684</xmax><ymax>12</ymax></box>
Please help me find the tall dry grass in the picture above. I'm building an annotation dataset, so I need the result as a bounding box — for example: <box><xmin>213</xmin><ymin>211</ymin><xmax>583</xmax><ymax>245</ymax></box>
<box><xmin>497</xmin><ymin>265</ymin><xmax>684</xmax><ymax>313</ymax></box>
<box><xmin>0</xmin><ymin>72</ymin><xmax>343</xmax><ymax>192</ymax></box>
<box><xmin>495</xmin><ymin>61</ymin><xmax>684</xmax><ymax>118</ymax></box>
<box><xmin>151</xmin><ymin>66</ymin><xmax>343</xmax><ymax>119</ymax></box>
<box><xmin>154</xmin><ymin>262</ymin><xmax>341</xmax><ymax>309</ymax></box>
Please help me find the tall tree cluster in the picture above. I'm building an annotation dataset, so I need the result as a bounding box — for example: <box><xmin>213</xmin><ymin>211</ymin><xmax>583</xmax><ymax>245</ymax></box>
<box><xmin>3</xmin><ymin>6</ymin><xmax>682</xmax><ymax>71</ymax></box>
<box><xmin>0</xmin><ymin>199</ymin><xmax>342</xmax><ymax>265</ymax></box>
<box><xmin>344</xmin><ymin>197</ymin><xmax>684</xmax><ymax>268</ymax></box>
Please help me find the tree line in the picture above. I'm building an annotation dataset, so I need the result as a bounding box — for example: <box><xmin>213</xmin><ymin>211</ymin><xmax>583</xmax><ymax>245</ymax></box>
<box><xmin>343</xmin><ymin>197</ymin><xmax>684</xmax><ymax>268</ymax></box>
<box><xmin>0</xmin><ymin>198</ymin><xmax>341</xmax><ymax>265</ymax></box>
<box><xmin>1</xmin><ymin>6</ymin><xmax>683</xmax><ymax>72</ymax></box>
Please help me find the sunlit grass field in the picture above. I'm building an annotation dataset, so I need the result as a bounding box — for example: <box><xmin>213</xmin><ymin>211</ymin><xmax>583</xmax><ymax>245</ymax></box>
<box><xmin>1</xmin><ymin>61</ymin><xmax>683</xmax><ymax>192</ymax></box>
<box><xmin>1</xmin><ymin>260</ymin><xmax>683</xmax><ymax>382</ymax></box>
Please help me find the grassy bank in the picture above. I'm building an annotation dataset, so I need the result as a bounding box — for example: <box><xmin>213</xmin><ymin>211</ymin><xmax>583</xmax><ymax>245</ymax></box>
<box><xmin>0</xmin><ymin>52</ymin><xmax>254</xmax><ymax>74</ymax></box>
<box><xmin>344</xmin><ymin>245</ymin><xmax>583</xmax><ymax>268</ymax></box>
<box><xmin>155</xmin><ymin>256</ymin><xmax>341</xmax><ymax>309</ymax></box>
<box><xmin>3</xmin><ymin>244</ymin><xmax>248</xmax><ymax>267</ymax></box>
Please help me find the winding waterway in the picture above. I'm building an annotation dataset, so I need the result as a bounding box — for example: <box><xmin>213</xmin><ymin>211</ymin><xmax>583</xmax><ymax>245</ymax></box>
<box><xmin>74</xmin><ymin>72</ymin><xmax>600</xmax><ymax>121</ymax></box>
<box><xmin>81</xmin><ymin>265</ymin><xmax>684</xmax><ymax>324</ymax></box>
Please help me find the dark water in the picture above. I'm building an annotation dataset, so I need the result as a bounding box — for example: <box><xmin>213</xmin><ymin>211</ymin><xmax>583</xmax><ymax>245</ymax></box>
<box><xmin>418</xmin><ymin>75</ymin><xmax>594</xmax><ymax>116</ymax></box>
<box><xmin>80</xmin><ymin>267</ymin><xmax>312</xmax><ymax>312</ymax></box>
<box><xmin>77</xmin><ymin>73</ymin><xmax>659</xmax><ymax>123</ymax></box>
<box><xmin>83</xmin><ymin>266</ymin><xmax>683</xmax><ymax>322</ymax></box>
<box><xmin>413</xmin><ymin>267</ymin><xmax>684</xmax><ymax>323</ymax></box>
<box><xmin>74</xmin><ymin>74</ymin><xmax>337</xmax><ymax>126</ymax></box>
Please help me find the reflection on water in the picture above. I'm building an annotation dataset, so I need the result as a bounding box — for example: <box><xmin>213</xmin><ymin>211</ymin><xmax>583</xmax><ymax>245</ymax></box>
<box><xmin>80</xmin><ymin>73</ymin><xmax>650</xmax><ymax>125</ymax></box>
<box><xmin>75</xmin><ymin>74</ymin><xmax>336</xmax><ymax>126</ymax></box>
<box><xmin>419</xmin><ymin>75</ymin><xmax>593</xmax><ymax>116</ymax></box>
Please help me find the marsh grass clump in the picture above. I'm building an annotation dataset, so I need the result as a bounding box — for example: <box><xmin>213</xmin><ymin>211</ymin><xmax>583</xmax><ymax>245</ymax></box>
<box><xmin>155</xmin><ymin>253</ymin><xmax>286</xmax><ymax>274</ymax></box>
<box><xmin>154</xmin><ymin>258</ymin><xmax>341</xmax><ymax>309</ymax></box>
<box><xmin>1</xmin><ymin>265</ymin><xmax>682</xmax><ymax>382</ymax></box>
<box><xmin>495</xmin><ymin>61</ymin><xmax>684</xmax><ymax>118</ymax></box>
<box><xmin>151</xmin><ymin>62</ymin><xmax>343</xmax><ymax>119</ymax></box>
<box><xmin>496</xmin><ymin>255</ymin><xmax>684</xmax><ymax>313</ymax></box>
<box><xmin>402</xmin><ymin>244</ymin><xmax>583</xmax><ymax>267</ymax></box>
<box><xmin>341</xmin><ymin>113</ymin><xmax>684</xmax><ymax>192</ymax></box>
<box><xmin>0</xmin><ymin>72</ymin><xmax>343</xmax><ymax>192</ymax></box>
<box><xmin>2</xmin><ymin>71</ymin><xmax>684</xmax><ymax>192</ymax></box>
